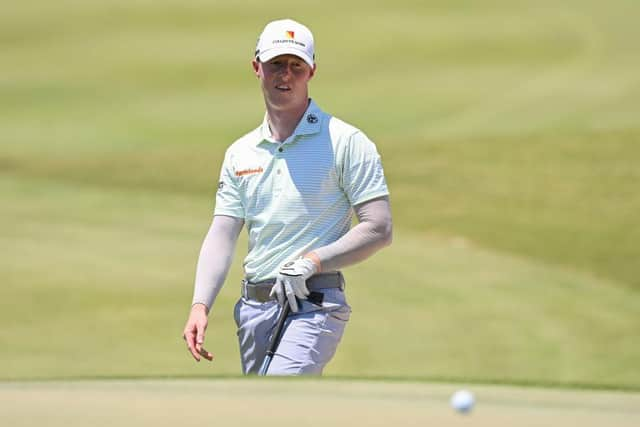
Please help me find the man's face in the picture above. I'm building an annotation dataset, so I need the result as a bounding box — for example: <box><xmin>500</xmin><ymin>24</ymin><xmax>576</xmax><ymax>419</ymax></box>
<box><xmin>252</xmin><ymin>54</ymin><xmax>316</xmax><ymax>110</ymax></box>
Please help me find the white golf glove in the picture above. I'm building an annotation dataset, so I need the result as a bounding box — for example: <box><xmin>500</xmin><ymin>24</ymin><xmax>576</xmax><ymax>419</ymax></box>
<box><xmin>270</xmin><ymin>257</ymin><xmax>318</xmax><ymax>312</ymax></box>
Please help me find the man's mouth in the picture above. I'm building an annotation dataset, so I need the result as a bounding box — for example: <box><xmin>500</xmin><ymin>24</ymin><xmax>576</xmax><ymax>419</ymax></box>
<box><xmin>276</xmin><ymin>85</ymin><xmax>291</xmax><ymax>91</ymax></box>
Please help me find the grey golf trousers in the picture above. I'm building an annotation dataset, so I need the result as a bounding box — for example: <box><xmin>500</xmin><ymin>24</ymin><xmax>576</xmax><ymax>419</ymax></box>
<box><xmin>233</xmin><ymin>287</ymin><xmax>351</xmax><ymax>375</ymax></box>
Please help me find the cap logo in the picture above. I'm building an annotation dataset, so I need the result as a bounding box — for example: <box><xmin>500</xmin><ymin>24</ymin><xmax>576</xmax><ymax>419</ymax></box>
<box><xmin>306</xmin><ymin>114</ymin><xmax>318</xmax><ymax>124</ymax></box>
<box><xmin>286</xmin><ymin>30</ymin><xmax>295</xmax><ymax>39</ymax></box>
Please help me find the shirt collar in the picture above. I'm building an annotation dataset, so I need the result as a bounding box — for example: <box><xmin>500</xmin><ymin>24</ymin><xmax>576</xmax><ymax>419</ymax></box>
<box><xmin>258</xmin><ymin>99</ymin><xmax>323</xmax><ymax>145</ymax></box>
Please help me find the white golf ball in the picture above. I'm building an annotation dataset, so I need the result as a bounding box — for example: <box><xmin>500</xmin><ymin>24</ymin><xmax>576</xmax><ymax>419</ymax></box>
<box><xmin>450</xmin><ymin>389</ymin><xmax>475</xmax><ymax>413</ymax></box>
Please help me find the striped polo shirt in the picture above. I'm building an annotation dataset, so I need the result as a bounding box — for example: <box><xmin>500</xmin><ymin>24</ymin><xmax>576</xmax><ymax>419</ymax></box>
<box><xmin>214</xmin><ymin>100</ymin><xmax>389</xmax><ymax>282</ymax></box>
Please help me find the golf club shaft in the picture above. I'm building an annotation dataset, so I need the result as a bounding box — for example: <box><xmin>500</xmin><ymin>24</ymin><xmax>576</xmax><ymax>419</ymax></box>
<box><xmin>258</xmin><ymin>302</ymin><xmax>291</xmax><ymax>376</ymax></box>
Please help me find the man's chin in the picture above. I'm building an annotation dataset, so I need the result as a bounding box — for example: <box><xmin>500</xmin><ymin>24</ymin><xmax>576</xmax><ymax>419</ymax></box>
<box><xmin>266</xmin><ymin>93</ymin><xmax>304</xmax><ymax>109</ymax></box>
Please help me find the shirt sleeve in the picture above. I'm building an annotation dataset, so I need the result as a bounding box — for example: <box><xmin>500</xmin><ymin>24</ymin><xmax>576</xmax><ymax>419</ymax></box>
<box><xmin>214</xmin><ymin>150</ymin><xmax>245</xmax><ymax>219</ymax></box>
<box><xmin>342</xmin><ymin>131</ymin><xmax>390</xmax><ymax>206</ymax></box>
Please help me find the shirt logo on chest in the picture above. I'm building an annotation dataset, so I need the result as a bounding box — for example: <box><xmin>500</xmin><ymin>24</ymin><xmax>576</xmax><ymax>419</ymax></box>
<box><xmin>235</xmin><ymin>167</ymin><xmax>264</xmax><ymax>177</ymax></box>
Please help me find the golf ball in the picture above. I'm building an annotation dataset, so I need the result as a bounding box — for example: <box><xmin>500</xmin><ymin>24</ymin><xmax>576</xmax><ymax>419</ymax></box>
<box><xmin>450</xmin><ymin>389</ymin><xmax>475</xmax><ymax>413</ymax></box>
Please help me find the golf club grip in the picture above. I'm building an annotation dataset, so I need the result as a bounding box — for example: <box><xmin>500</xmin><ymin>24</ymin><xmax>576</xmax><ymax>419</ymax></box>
<box><xmin>267</xmin><ymin>303</ymin><xmax>291</xmax><ymax>354</ymax></box>
<box><xmin>259</xmin><ymin>303</ymin><xmax>291</xmax><ymax>376</ymax></box>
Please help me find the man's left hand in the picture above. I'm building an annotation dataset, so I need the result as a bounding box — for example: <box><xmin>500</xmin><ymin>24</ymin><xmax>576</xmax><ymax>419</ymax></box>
<box><xmin>270</xmin><ymin>257</ymin><xmax>317</xmax><ymax>312</ymax></box>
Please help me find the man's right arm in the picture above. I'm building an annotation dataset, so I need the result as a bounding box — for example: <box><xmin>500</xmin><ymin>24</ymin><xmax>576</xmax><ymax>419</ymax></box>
<box><xmin>192</xmin><ymin>215</ymin><xmax>244</xmax><ymax>310</ymax></box>
<box><xmin>183</xmin><ymin>214</ymin><xmax>244</xmax><ymax>362</ymax></box>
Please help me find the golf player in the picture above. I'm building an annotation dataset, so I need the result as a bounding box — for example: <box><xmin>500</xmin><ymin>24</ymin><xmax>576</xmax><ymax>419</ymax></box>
<box><xmin>182</xmin><ymin>18</ymin><xmax>393</xmax><ymax>375</ymax></box>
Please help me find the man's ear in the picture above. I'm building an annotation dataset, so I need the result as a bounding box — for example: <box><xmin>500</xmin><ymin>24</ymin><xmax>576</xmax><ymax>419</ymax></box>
<box><xmin>309</xmin><ymin>63</ymin><xmax>317</xmax><ymax>80</ymax></box>
<box><xmin>252</xmin><ymin>59</ymin><xmax>260</xmax><ymax>77</ymax></box>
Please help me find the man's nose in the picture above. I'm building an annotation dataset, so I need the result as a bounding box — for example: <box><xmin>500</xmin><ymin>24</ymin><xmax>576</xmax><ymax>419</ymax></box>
<box><xmin>279</xmin><ymin>64</ymin><xmax>293</xmax><ymax>78</ymax></box>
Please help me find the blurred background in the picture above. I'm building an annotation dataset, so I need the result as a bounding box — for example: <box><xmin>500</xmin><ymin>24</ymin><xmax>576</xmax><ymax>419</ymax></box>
<box><xmin>1</xmin><ymin>0</ymin><xmax>639</xmax><ymax>389</ymax></box>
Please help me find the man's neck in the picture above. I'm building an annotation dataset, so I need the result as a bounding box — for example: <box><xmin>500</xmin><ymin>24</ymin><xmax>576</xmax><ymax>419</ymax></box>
<box><xmin>266</xmin><ymin>99</ymin><xmax>310</xmax><ymax>142</ymax></box>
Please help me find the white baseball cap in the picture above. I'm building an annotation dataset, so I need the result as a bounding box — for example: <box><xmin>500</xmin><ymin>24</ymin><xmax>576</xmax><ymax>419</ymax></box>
<box><xmin>255</xmin><ymin>19</ymin><xmax>315</xmax><ymax>67</ymax></box>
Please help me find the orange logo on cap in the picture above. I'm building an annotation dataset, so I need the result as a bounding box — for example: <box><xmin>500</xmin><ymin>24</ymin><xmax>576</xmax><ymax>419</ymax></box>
<box><xmin>286</xmin><ymin>31</ymin><xmax>295</xmax><ymax>39</ymax></box>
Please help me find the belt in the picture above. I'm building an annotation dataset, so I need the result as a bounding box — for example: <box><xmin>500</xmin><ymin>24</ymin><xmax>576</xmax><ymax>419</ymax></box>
<box><xmin>242</xmin><ymin>272</ymin><xmax>345</xmax><ymax>303</ymax></box>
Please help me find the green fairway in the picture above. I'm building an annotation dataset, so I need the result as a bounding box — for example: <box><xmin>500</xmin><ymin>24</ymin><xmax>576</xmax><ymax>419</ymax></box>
<box><xmin>1</xmin><ymin>0</ymin><xmax>639</xmax><ymax>388</ymax></box>
<box><xmin>1</xmin><ymin>379</ymin><xmax>639</xmax><ymax>427</ymax></box>
<box><xmin>2</xmin><ymin>176</ymin><xmax>638</xmax><ymax>386</ymax></box>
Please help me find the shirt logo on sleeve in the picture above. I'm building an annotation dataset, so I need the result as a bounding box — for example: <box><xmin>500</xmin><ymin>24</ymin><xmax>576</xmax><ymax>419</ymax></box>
<box><xmin>235</xmin><ymin>167</ymin><xmax>264</xmax><ymax>177</ymax></box>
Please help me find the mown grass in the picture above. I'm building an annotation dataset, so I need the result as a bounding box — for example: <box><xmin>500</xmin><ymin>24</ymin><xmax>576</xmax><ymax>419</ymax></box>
<box><xmin>1</xmin><ymin>176</ymin><xmax>638</xmax><ymax>387</ymax></box>
<box><xmin>1</xmin><ymin>0</ymin><xmax>639</xmax><ymax>387</ymax></box>
<box><xmin>2</xmin><ymin>379</ymin><xmax>640</xmax><ymax>427</ymax></box>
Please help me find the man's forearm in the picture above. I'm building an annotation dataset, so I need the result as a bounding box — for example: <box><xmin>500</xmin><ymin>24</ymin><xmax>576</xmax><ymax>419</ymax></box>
<box><xmin>309</xmin><ymin>197</ymin><xmax>392</xmax><ymax>273</ymax></box>
<box><xmin>191</xmin><ymin>215</ymin><xmax>244</xmax><ymax>311</ymax></box>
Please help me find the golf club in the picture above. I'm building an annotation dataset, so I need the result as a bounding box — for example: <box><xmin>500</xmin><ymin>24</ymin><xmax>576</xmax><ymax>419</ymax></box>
<box><xmin>258</xmin><ymin>301</ymin><xmax>291</xmax><ymax>376</ymax></box>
